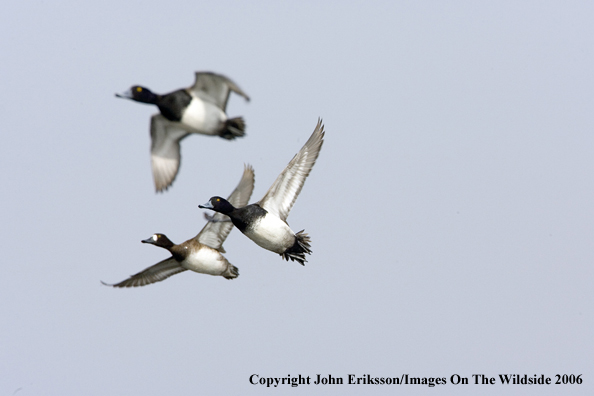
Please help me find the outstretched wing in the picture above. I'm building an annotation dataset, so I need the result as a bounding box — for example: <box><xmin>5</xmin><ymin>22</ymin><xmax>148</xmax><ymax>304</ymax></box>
<box><xmin>102</xmin><ymin>258</ymin><xmax>187</xmax><ymax>288</ymax></box>
<box><xmin>190</xmin><ymin>72</ymin><xmax>250</xmax><ymax>110</ymax></box>
<box><xmin>150</xmin><ymin>114</ymin><xmax>190</xmax><ymax>192</ymax></box>
<box><xmin>196</xmin><ymin>164</ymin><xmax>255</xmax><ymax>251</ymax></box>
<box><xmin>259</xmin><ymin>120</ymin><xmax>325</xmax><ymax>221</ymax></box>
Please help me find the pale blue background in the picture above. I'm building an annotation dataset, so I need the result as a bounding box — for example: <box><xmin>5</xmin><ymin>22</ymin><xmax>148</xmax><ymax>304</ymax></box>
<box><xmin>1</xmin><ymin>1</ymin><xmax>592</xmax><ymax>395</ymax></box>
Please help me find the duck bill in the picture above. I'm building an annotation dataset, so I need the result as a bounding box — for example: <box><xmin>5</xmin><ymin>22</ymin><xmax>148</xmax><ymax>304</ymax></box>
<box><xmin>115</xmin><ymin>88</ymin><xmax>134</xmax><ymax>99</ymax></box>
<box><xmin>199</xmin><ymin>201</ymin><xmax>214</xmax><ymax>209</ymax></box>
<box><xmin>141</xmin><ymin>237</ymin><xmax>155</xmax><ymax>244</ymax></box>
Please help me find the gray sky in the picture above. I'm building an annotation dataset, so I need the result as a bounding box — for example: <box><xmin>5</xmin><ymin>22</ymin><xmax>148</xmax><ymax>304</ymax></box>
<box><xmin>1</xmin><ymin>1</ymin><xmax>592</xmax><ymax>395</ymax></box>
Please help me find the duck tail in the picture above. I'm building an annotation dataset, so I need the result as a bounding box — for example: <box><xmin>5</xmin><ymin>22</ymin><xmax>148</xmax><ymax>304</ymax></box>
<box><xmin>222</xmin><ymin>263</ymin><xmax>239</xmax><ymax>279</ymax></box>
<box><xmin>281</xmin><ymin>230</ymin><xmax>312</xmax><ymax>266</ymax></box>
<box><xmin>220</xmin><ymin>117</ymin><xmax>246</xmax><ymax>140</ymax></box>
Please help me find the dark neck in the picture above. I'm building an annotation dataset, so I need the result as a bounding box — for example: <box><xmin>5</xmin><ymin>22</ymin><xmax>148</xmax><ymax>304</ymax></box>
<box><xmin>158</xmin><ymin>237</ymin><xmax>185</xmax><ymax>261</ymax></box>
<box><xmin>159</xmin><ymin>239</ymin><xmax>175</xmax><ymax>249</ymax></box>
<box><xmin>231</xmin><ymin>204</ymin><xmax>267</xmax><ymax>233</ymax></box>
<box><xmin>216</xmin><ymin>200</ymin><xmax>238</xmax><ymax>216</ymax></box>
<box><xmin>158</xmin><ymin>90</ymin><xmax>192</xmax><ymax>121</ymax></box>
<box><xmin>139</xmin><ymin>92</ymin><xmax>160</xmax><ymax>105</ymax></box>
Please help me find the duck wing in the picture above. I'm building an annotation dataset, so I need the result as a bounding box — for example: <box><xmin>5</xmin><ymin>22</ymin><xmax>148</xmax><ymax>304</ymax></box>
<box><xmin>190</xmin><ymin>72</ymin><xmax>250</xmax><ymax>110</ymax></box>
<box><xmin>101</xmin><ymin>258</ymin><xmax>187</xmax><ymax>288</ymax></box>
<box><xmin>196</xmin><ymin>164</ymin><xmax>255</xmax><ymax>252</ymax></box>
<box><xmin>258</xmin><ymin>120</ymin><xmax>325</xmax><ymax>221</ymax></box>
<box><xmin>150</xmin><ymin>114</ymin><xmax>190</xmax><ymax>192</ymax></box>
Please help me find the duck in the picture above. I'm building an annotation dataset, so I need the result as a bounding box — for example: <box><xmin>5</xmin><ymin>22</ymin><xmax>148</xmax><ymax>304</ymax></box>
<box><xmin>116</xmin><ymin>71</ymin><xmax>250</xmax><ymax>192</ymax></box>
<box><xmin>102</xmin><ymin>165</ymin><xmax>255</xmax><ymax>287</ymax></box>
<box><xmin>199</xmin><ymin>120</ymin><xmax>325</xmax><ymax>265</ymax></box>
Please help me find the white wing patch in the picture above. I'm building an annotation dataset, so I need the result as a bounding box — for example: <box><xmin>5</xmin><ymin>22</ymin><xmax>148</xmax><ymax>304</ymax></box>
<box><xmin>259</xmin><ymin>120</ymin><xmax>325</xmax><ymax>221</ymax></box>
<box><xmin>150</xmin><ymin>114</ymin><xmax>190</xmax><ymax>192</ymax></box>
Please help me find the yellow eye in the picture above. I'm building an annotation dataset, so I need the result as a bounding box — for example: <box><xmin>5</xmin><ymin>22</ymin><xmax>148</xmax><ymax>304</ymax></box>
<box><xmin>216</xmin><ymin>198</ymin><xmax>220</xmax><ymax>202</ymax></box>
<box><xmin>136</xmin><ymin>87</ymin><xmax>142</xmax><ymax>92</ymax></box>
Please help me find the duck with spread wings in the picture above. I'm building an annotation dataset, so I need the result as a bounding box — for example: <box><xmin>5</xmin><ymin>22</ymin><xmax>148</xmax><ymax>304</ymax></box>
<box><xmin>200</xmin><ymin>120</ymin><xmax>325</xmax><ymax>265</ymax></box>
<box><xmin>103</xmin><ymin>165</ymin><xmax>255</xmax><ymax>287</ymax></box>
<box><xmin>116</xmin><ymin>71</ymin><xmax>250</xmax><ymax>192</ymax></box>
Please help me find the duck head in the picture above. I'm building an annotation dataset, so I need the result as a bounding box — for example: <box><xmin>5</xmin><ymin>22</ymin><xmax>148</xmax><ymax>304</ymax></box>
<box><xmin>116</xmin><ymin>86</ymin><xmax>158</xmax><ymax>104</ymax></box>
<box><xmin>141</xmin><ymin>233</ymin><xmax>174</xmax><ymax>249</ymax></box>
<box><xmin>199</xmin><ymin>196</ymin><xmax>235</xmax><ymax>215</ymax></box>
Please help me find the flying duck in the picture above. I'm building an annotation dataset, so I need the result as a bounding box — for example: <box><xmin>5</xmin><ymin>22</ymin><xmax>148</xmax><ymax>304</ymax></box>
<box><xmin>116</xmin><ymin>71</ymin><xmax>250</xmax><ymax>192</ymax></box>
<box><xmin>102</xmin><ymin>165</ymin><xmax>255</xmax><ymax>287</ymax></box>
<box><xmin>199</xmin><ymin>120</ymin><xmax>325</xmax><ymax>265</ymax></box>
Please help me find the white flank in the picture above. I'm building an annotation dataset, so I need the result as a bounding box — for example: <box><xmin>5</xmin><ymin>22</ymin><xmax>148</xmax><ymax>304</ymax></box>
<box><xmin>180</xmin><ymin>98</ymin><xmax>225</xmax><ymax>134</ymax></box>
<box><xmin>182</xmin><ymin>246</ymin><xmax>227</xmax><ymax>276</ymax></box>
<box><xmin>247</xmin><ymin>214</ymin><xmax>295</xmax><ymax>253</ymax></box>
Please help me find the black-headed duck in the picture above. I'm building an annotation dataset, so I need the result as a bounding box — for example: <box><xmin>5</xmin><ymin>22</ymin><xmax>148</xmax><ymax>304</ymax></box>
<box><xmin>116</xmin><ymin>72</ymin><xmax>250</xmax><ymax>192</ymax></box>
<box><xmin>200</xmin><ymin>120</ymin><xmax>325</xmax><ymax>265</ymax></box>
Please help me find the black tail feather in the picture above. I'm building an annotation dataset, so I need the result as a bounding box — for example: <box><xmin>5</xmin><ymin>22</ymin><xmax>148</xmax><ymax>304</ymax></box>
<box><xmin>220</xmin><ymin>117</ymin><xmax>246</xmax><ymax>140</ymax></box>
<box><xmin>223</xmin><ymin>264</ymin><xmax>239</xmax><ymax>279</ymax></box>
<box><xmin>281</xmin><ymin>230</ymin><xmax>312</xmax><ymax>266</ymax></box>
